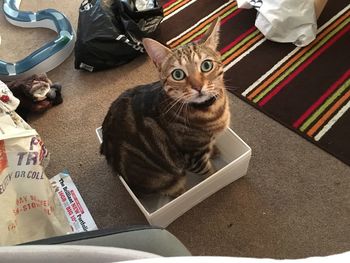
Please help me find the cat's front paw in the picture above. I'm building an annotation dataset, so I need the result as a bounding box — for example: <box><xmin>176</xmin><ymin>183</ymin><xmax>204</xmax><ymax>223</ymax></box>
<box><xmin>210</xmin><ymin>145</ymin><xmax>221</xmax><ymax>159</ymax></box>
<box><xmin>165</xmin><ymin>186</ymin><xmax>186</xmax><ymax>198</ymax></box>
<box><xmin>161</xmin><ymin>176</ymin><xmax>186</xmax><ymax>198</ymax></box>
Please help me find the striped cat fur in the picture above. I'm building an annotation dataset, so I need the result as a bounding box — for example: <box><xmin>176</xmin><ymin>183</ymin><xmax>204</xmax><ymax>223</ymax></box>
<box><xmin>101</xmin><ymin>19</ymin><xmax>230</xmax><ymax>197</ymax></box>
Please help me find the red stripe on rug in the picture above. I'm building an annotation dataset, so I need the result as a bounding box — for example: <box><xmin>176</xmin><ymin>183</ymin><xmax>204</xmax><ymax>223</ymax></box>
<box><xmin>258</xmin><ymin>23</ymin><xmax>350</xmax><ymax>107</ymax></box>
<box><xmin>191</xmin><ymin>8</ymin><xmax>242</xmax><ymax>43</ymax></box>
<box><xmin>220</xmin><ymin>26</ymin><xmax>256</xmax><ymax>54</ymax></box>
<box><xmin>164</xmin><ymin>0</ymin><xmax>192</xmax><ymax>16</ymax></box>
<box><xmin>293</xmin><ymin>69</ymin><xmax>350</xmax><ymax>128</ymax></box>
<box><xmin>220</xmin><ymin>7</ymin><xmax>243</xmax><ymax>24</ymax></box>
<box><xmin>163</xmin><ymin>0</ymin><xmax>179</xmax><ymax>9</ymax></box>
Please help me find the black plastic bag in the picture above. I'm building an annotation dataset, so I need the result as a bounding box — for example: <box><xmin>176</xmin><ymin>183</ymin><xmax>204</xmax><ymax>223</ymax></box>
<box><xmin>74</xmin><ymin>0</ymin><xmax>163</xmax><ymax>72</ymax></box>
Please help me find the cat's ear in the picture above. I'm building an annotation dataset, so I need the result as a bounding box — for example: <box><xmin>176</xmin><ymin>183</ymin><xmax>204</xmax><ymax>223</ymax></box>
<box><xmin>142</xmin><ymin>38</ymin><xmax>172</xmax><ymax>67</ymax></box>
<box><xmin>201</xmin><ymin>18</ymin><xmax>220</xmax><ymax>50</ymax></box>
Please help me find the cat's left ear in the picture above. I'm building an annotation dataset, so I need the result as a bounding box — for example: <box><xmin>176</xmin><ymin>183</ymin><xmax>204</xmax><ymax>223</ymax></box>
<box><xmin>142</xmin><ymin>38</ymin><xmax>172</xmax><ymax>68</ymax></box>
<box><xmin>201</xmin><ymin>18</ymin><xmax>221</xmax><ymax>50</ymax></box>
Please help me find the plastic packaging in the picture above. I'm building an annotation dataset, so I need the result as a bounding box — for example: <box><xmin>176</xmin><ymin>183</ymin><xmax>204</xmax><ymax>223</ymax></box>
<box><xmin>74</xmin><ymin>0</ymin><xmax>163</xmax><ymax>72</ymax></box>
<box><xmin>237</xmin><ymin>0</ymin><xmax>317</xmax><ymax>46</ymax></box>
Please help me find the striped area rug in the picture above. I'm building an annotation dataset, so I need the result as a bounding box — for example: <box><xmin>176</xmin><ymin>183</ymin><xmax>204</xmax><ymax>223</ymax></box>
<box><xmin>158</xmin><ymin>0</ymin><xmax>350</xmax><ymax>166</ymax></box>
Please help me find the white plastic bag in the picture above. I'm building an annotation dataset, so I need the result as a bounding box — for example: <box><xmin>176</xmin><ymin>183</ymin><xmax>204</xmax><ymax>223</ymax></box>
<box><xmin>237</xmin><ymin>0</ymin><xmax>317</xmax><ymax>46</ymax></box>
<box><xmin>0</xmin><ymin>81</ymin><xmax>71</xmax><ymax>245</ymax></box>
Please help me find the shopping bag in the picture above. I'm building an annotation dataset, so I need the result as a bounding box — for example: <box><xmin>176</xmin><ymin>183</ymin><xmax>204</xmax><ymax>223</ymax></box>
<box><xmin>74</xmin><ymin>0</ymin><xmax>163</xmax><ymax>72</ymax></box>
<box><xmin>0</xmin><ymin>81</ymin><xmax>71</xmax><ymax>245</ymax></box>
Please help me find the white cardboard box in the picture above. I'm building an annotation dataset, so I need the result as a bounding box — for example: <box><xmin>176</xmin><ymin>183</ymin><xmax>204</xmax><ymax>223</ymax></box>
<box><xmin>96</xmin><ymin>127</ymin><xmax>251</xmax><ymax>227</ymax></box>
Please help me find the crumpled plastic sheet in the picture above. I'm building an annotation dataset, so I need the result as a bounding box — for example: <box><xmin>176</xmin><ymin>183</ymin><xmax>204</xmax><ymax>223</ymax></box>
<box><xmin>237</xmin><ymin>0</ymin><xmax>317</xmax><ymax>46</ymax></box>
<box><xmin>135</xmin><ymin>0</ymin><xmax>155</xmax><ymax>11</ymax></box>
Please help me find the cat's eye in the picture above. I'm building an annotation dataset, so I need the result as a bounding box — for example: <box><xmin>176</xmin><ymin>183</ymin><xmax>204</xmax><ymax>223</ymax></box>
<box><xmin>171</xmin><ymin>69</ymin><xmax>186</xmax><ymax>81</ymax></box>
<box><xmin>201</xmin><ymin>60</ymin><xmax>214</xmax><ymax>72</ymax></box>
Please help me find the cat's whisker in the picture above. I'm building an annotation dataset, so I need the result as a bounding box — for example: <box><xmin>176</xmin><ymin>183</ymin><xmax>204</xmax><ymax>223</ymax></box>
<box><xmin>163</xmin><ymin>93</ymin><xmax>193</xmax><ymax>124</ymax></box>
<box><xmin>181</xmin><ymin>93</ymin><xmax>195</xmax><ymax>103</ymax></box>
<box><xmin>163</xmin><ymin>95</ymin><xmax>185</xmax><ymax>115</ymax></box>
<box><xmin>184</xmin><ymin>103</ymin><xmax>190</xmax><ymax>128</ymax></box>
<box><xmin>225</xmin><ymin>86</ymin><xmax>239</xmax><ymax>92</ymax></box>
<box><xmin>222</xmin><ymin>81</ymin><xmax>240</xmax><ymax>92</ymax></box>
<box><xmin>180</xmin><ymin>101</ymin><xmax>191</xmax><ymax>129</ymax></box>
<box><xmin>168</xmin><ymin>98</ymin><xmax>189</xmax><ymax>124</ymax></box>
<box><xmin>159</xmin><ymin>96</ymin><xmax>176</xmax><ymax>106</ymax></box>
<box><xmin>177</xmin><ymin>102</ymin><xmax>186</xmax><ymax>120</ymax></box>
<box><xmin>205</xmin><ymin>88</ymin><xmax>219</xmax><ymax>97</ymax></box>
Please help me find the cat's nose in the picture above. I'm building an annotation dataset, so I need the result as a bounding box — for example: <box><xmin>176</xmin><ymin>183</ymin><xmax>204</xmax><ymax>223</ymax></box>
<box><xmin>189</xmin><ymin>73</ymin><xmax>204</xmax><ymax>92</ymax></box>
<box><xmin>191</xmin><ymin>85</ymin><xmax>202</xmax><ymax>92</ymax></box>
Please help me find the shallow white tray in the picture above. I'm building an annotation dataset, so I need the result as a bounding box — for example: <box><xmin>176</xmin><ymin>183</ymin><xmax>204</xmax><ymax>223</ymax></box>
<box><xmin>96</xmin><ymin>127</ymin><xmax>251</xmax><ymax>227</ymax></box>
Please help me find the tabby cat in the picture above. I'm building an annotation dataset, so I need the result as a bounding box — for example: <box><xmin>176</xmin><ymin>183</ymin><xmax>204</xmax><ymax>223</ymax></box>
<box><xmin>101</xmin><ymin>19</ymin><xmax>230</xmax><ymax>197</ymax></box>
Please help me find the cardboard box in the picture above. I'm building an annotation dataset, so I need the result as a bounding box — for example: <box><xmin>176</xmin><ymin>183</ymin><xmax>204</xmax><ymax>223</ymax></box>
<box><xmin>96</xmin><ymin>127</ymin><xmax>251</xmax><ymax>227</ymax></box>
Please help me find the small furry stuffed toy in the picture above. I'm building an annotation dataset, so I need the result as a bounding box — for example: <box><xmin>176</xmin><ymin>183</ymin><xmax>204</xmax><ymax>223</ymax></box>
<box><xmin>5</xmin><ymin>74</ymin><xmax>63</xmax><ymax>120</ymax></box>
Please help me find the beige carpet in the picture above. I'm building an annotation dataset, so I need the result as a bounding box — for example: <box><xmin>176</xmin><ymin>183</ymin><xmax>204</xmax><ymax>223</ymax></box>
<box><xmin>1</xmin><ymin>0</ymin><xmax>350</xmax><ymax>258</ymax></box>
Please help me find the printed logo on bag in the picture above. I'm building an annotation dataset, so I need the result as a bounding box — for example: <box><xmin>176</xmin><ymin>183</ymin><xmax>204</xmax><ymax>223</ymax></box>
<box><xmin>82</xmin><ymin>0</ymin><xmax>93</xmax><ymax>11</ymax></box>
<box><xmin>250</xmin><ymin>0</ymin><xmax>263</xmax><ymax>9</ymax></box>
<box><xmin>14</xmin><ymin>136</ymin><xmax>48</xmax><ymax>181</ymax></box>
<box><xmin>116</xmin><ymin>35</ymin><xmax>145</xmax><ymax>53</ymax></box>
<box><xmin>79</xmin><ymin>63</ymin><xmax>94</xmax><ymax>72</ymax></box>
<box><xmin>12</xmin><ymin>195</ymin><xmax>55</xmax><ymax>218</ymax></box>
